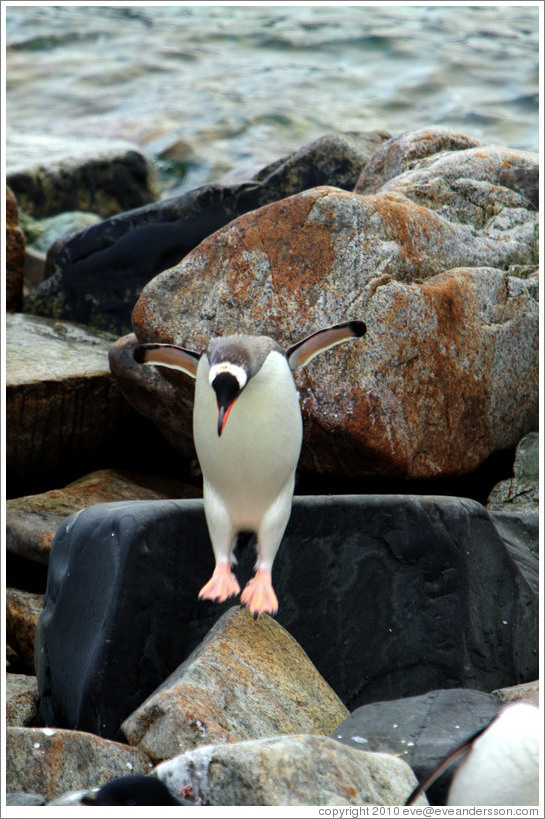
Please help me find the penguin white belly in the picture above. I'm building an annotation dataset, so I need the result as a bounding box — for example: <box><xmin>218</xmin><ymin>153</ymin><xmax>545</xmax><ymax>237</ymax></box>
<box><xmin>193</xmin><ymin>351</ymin><xmax>303</xmax><ymax>530</ymax></box>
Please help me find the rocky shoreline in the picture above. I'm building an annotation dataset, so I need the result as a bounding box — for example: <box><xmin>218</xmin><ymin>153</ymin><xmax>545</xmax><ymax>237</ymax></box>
<box><xmin>5</xmin><ymin>126</ymin><xmax>539</xmax><ymax>807</ymax></box>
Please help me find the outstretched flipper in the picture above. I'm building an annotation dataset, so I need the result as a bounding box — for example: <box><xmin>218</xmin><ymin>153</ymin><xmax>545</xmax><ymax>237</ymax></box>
<box><xmin>286</xmin><ymin>320</ymin><xmax>366</xmax><ymax>371</ymax></box>
<box><xmin>134</xmin><ymin>343</ymin><xmax>201</xmax><ymax>378</ymax></box>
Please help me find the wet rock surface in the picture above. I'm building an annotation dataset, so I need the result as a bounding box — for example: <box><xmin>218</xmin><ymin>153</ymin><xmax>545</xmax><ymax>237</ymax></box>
<box><xmin>35</xmin><ymin>495</ymin><xmax>538</xmax><ymax>741</ymax></box>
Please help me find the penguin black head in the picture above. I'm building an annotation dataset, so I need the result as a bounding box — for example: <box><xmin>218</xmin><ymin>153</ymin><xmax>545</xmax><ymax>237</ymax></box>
<box><xmin>211</xmin><ymin>369</ymin><xmax>245</xmax><ymax>436</ymax></box>
<box><xmin>80</xmin><ymin>775</ymin><xmax>186</xmax><ymax>806</ymax></box>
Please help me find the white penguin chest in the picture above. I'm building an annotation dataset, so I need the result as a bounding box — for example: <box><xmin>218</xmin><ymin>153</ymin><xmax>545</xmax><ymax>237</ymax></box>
<box><xmin>193</xmin><ymin>351</ymin><xmax>303</xmax><ymax>524</ymax></box>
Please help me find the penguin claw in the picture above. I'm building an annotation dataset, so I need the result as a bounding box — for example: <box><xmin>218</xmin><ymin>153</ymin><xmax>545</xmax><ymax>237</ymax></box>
<box><xmin>198</xmin><ymin>563</ymin><xmax>241</xmax><ymax>603</ymax></box>
<box><xmin>240</xmin><ymin>568</ymin><xmax>278</xmax><ymax>618</ymax></box>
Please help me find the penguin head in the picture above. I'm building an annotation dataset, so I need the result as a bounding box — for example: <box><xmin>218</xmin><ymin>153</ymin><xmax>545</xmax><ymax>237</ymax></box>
<box><xmin>205</xmin><ymin>336</ymin><xmax>277</xmax><ymax>436</ymax></box>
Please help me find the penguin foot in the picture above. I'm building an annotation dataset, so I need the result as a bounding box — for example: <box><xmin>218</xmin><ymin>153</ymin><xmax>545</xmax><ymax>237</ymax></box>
<box><xmin>198</xmin><ymin>562</ymin><xmax>241</xmax><ymax>603</ymax></box>
<box><xmin>240</xmin><ymin>568</ymin><xmax>278</xmax><ymax>618</ymax></box>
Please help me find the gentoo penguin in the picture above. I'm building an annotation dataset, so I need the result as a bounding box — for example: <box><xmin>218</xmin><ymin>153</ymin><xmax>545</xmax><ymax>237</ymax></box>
<box><xmin>80</xmin><ymin>775</ymin><xmax>189</xmax><ymax>805</ymax></box>
<box><xmin>134</xmin><ymin>320</ymin><xmax>366</xmax><ymax>617</ymax></box>
<box><xmin>405</xmin><ymin>700</ymin><xmax>540</xmax><ymax>806</ymax></box>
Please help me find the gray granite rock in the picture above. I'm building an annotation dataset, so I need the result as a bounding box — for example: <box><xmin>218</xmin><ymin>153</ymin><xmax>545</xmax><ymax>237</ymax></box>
<box><xmin>6</xmin><ymin>674</ymin><xmax>40</xmax><ymax>727</ymax></box>
<box><xmin>36</xmin><ymin>495</ymin><xmax>538</xmax><ymax>741</ymax></box>
<box><xmin>487</xmin><ymin>432</ymin><xmax>539</xmax><ymax>511</ymax></box>
<box><xmin>121</xmin><ymin>606</ymin><xmax>348</xmax><ymax>762</ymax></box>
<box><xmin>333</xmin><ymin>688</ymin><xmax>500</xmax><ymax>806</ymax></box>
<box><xmin>5</xmin><ymin>727</ymin><xmax>153</xmax><ymax>803</ymax></box>
<box><xmin>154</xmin><ymin>734</ymin><xmax>427</xmax><ymax>806</ymax></box>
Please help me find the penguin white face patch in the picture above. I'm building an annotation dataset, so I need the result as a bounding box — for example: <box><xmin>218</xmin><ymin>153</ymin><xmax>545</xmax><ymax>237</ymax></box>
<box><xmin>209</xmin><ymin>362</ymin><xmax>248</xmax><ymax>390</ymax></box>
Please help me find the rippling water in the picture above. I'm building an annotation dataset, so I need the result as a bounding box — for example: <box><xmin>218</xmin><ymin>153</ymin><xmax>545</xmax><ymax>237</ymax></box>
<box><xmin>5</xmin><ymin>4</ymin><xmax>540</xmax><ymax>196</ymax></box>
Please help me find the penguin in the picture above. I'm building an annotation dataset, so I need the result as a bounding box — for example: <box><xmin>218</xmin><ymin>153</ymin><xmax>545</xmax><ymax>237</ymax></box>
<box><xmin>405</xmin><ymin>700</ymin><xmax>540</xmax><ymax>807</ymax></box>
<box><xmin>80</xmin><ymin>775</ymin><xmax>189</xmax><ymax>805</ymax></box>
<box><xmin>134</xmin><ymin>320</ymin><xmax>366</xmax><ymax>617</ymax></box>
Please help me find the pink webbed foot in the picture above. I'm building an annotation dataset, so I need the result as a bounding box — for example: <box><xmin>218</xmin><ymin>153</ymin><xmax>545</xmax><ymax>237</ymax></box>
<box><xmin>198</xmin><ymin>562</ymin><xmax>240</xmax><ymax>603</ymax></box>
<box><xmin>240</xmin><ymin>568</ymin><xmax>278</xmax><ymax>619</ymax></box>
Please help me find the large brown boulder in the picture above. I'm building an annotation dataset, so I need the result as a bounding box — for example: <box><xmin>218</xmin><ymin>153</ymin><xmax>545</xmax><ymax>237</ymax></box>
<box><xmin>111</xmin><ymin>131</ymin><xmax>538</xmax><ymax>479</ymax></box>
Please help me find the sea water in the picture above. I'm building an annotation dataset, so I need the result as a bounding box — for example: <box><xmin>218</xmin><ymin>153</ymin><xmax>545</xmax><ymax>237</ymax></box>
<box><xmin>5</xmin><ymin>3</ymin><xmax>540</xmax><ymax>196</ymax></box>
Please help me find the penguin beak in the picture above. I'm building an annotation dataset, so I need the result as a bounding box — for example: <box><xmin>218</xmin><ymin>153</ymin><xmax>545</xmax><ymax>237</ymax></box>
<box><xmin>217</xmin><ymin>402</ymin><xmax>235</xmax><ymax>436</ymax></box>
<box><xmin>212</xmin><ymin>372</ymin><xmax>242</xmax><ymax>437</ymax></box>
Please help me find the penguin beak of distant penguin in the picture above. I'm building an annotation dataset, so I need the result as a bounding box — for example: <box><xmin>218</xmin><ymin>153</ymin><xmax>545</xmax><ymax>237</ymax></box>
<box><xmin>212</xmin><ymin>372</ymin><xmax>242</xmax><ymax>437</ymax></box>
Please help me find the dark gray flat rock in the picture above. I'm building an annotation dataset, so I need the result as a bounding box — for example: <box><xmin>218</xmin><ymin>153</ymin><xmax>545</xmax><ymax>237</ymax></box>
<box><xmin>333</xmin><ymin>688</ymin><xmax>501</xmax><ymax>806</ymax></box>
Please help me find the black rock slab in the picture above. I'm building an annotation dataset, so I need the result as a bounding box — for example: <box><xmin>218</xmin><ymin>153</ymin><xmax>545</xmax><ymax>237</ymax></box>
<box><xmin>35</xmin><ymin>495</ymin><xmax>538</xmax><ymax>740</ymax></box>
<box><xmin>332</xmin><ymin>688</ymin><xmax>501</xmax><ymax>806</ymax></box>
<box><xmin>24</xmin><ymin>131</ymin><xmax>388</xmax><ymax>335</ymax></box>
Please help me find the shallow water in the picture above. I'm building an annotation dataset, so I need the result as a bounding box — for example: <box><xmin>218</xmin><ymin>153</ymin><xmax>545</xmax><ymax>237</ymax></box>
<box><xmin>5</xmin><ymin>4</ymin><xmax>540</xmax><ymax>196</ymax></box>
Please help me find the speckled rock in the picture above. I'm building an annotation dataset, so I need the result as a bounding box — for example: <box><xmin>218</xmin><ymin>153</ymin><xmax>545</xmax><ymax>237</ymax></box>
<box><xmin>333</xmin><ymin>688</ymin><xmax>500</xmax><ymax>806</ymax></box>
<box><xmin>6</xmin><ymin>588</ymin><xmax>44</xmax><ymax>674</ymax></box>
<box><xmin>6</xmin><ymin>468</ymin><xmax>200</xmax><ymax>566</ymax></box>
<box><xmin>5</xmin><ymin>313</ymin><xmax>139</xmax><ymax>492</ymax></box>
<box><xmin>154</xmin><ymin>734</ymin><xmax>427</xmax><ymax>806</ymax></box>
<box><xmin>6</xmin><ymin>674</ymin><xmax>41</xmax><ymax>727</ymax></box>
<box><xmin>7</xmin><ymin>133</ymin><xmax>158</xmax><ymax>219</ymax></box>
<box><xmin>354</xmin><ymin>126</ymin><xmax>539</xmax><ymax>210</ymax></box>
<box><xmin>24</xmin><ymin>130</ymin><xmax>389</xmax><ymax>334</ymax></box>
<box><xmin>491</xmin><ymin>680</ymin><xmax>539</xmax><ymax>705</ymax></box>
<box><xmin>116</xmin><ymin>255</ymin><xmax>538</xmax><ymax>480</ymax></box>
<box><xmin>5</xmin><ymin>727</ymin><xmax>152</xmax><ymax>803</ymax></box>
<box><xmin>6</xmin><ymin>186</ymin><xmax>25</xmax><ymax>312</ymax></box>
<box><xmin>487</xmin><ymin>432</ymin><xmax>539</xmax><ymax>511</ymax></box>
<box><xmin>121</xmin><ymin>606</ymin><xmax>349</xmax><ymax>763</ymax></box>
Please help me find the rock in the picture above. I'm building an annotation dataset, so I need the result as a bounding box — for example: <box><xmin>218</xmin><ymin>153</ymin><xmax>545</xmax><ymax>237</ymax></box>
<box><xmin>36</xmin><ymin>495</ymin><xmax>538</xmax><ymax>740</ymax></box>
<box><xmin>354</xmin><ymin>126</ymin><xmax>539</xmax><ymax>209</ymax></box>
<box><xmin>6</xmin><ymin>468</ymin><xmax>200</xmax><ymax>566</ymax></box>
<box><xmin>488</xmin><ymin>508</ymin><xmax>539</xmax><ymax>562</ymax></box>
<box><xmin>6</xmin><ymin>186</ymin><xmax>25</xmax><ymax>312</ymax></box>
<box><xmin>24</xmin><ymin>130</ymin><xmax>389</xmax><ymax>334</ymax></box>
<box><xmin>5</xmin><ymin>313</ymin><xmax>146</xmax><ymax>495</ymax></box>
<box><xmin>6</xmin><ymin>674</ymin><xmax>41</xmax><ymax>727</ymax></box>
<box><xmin>22</xmin><ymin>209</ymin><xmax>103</xmax><ymax>254</ymax></box>
<box><xmin>487</xmin><ymin>432</ymin><xmax>539</xmax><ymax>511</ymax></box>
<box><xmin>491</xmin><ymin>680</ymin><xmax>539</xmax><ymax>705</ymax></box>
<box><xmin>5</xmin><ymin>726</ymin><xmax>152</xmax><ymax>803</ymax></box>
<box><xmin>7</xmin><ymin>132</ymin><xmax>158</xmax><ymax>219</ymax></box>
<box><xmin>122</xmin><ymin>606</ymin><xmax>349</xmax><ymax>762</ymax></box>
<box><xmin>46</xmin><ymin>790</ymin><xmax>92</xmax><ymax>806</ymax></box>
<box><xmin>333</xmin><ymin>688</ymin><xmax>500</xmax><ymax>806</ymax></box>
<box><xmin>154</xmin><ymin>734</ymin><xmax>426</xmax><ymax>806</ymax></box>
<box><xmin>23</xmin><ymin>247</ymin><xmax>47</xmax><ymax>293</ymax></box>
<box><xmin>6</xmin><ymin>588</ymin><xmax>44</xmax><ymax>674</ymax></box>
<box><xmin>6</xmin><ymin>793</ymin><xmax>46</xmax><ymax>806</ymax></box>
<box><xmin>116</xmin><ymin>185</ymin><xmax>538</xmax><ymax>479</ymax></box>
